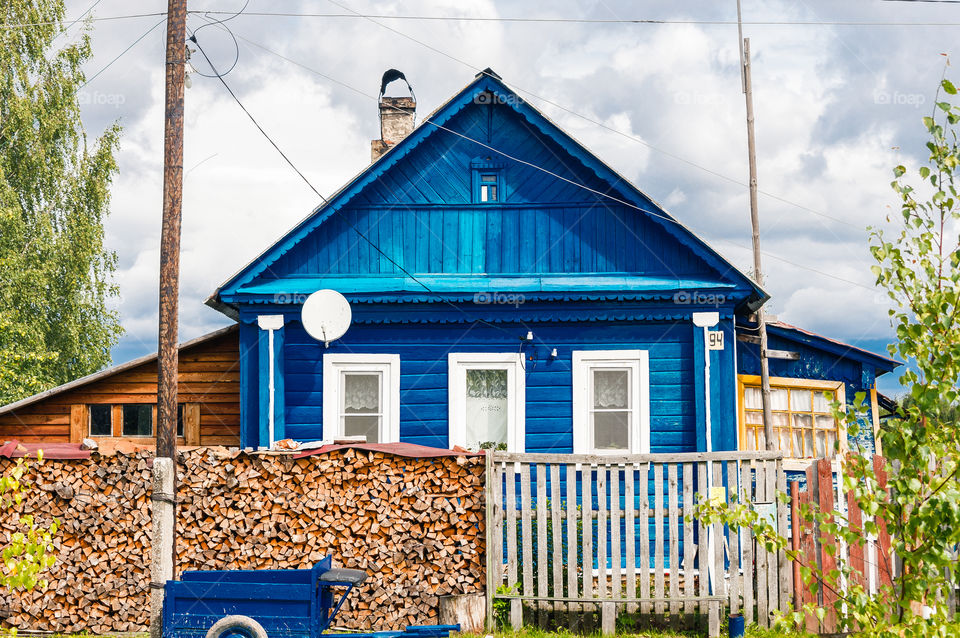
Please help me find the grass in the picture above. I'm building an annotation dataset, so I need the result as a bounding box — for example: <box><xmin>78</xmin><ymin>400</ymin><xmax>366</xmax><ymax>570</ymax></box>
<box><xmin>461</xmin><ymin>627</ymin><xmax>804</xmax><ymax>638</ymax></box>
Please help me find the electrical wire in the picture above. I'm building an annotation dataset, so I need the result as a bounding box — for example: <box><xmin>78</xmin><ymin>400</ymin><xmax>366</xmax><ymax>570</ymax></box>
<box><xmin>323</xmin><ymin>0</ymin><xmax>862</xmax><ymax>232</ymax></box>
<box><xmin>192</xmin><ymin>10</ymin><xmax>960</xmax><ymax>27</ymax></box>
<box><xmin>78</xmin><ymin>16</ymin><xmax>167</xmax><ymax>90</ymax></box>
<box><xmin>186</xmin><ymin>0</ymin><xmax>248</xmax><ymax>78</ymax></box>
<box><xmin>232</xmin><ymin>31</ymin><xmax>880</xmax><ymax>293</ymax></box>
<box><xmin>55</xmin><ymin>0</ymin><xmax>103</xmax><ymax>39</ymax></box>
<box><xmin>1</xmin><ymin>12</ymin><xmax>167</xmax><ymax>29</ymax></box>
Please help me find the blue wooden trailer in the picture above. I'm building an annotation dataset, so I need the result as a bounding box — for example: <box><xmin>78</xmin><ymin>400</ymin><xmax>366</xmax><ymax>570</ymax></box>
<box><xmin>162</xmin><ymin>557</ymin><xmax>460</xmax><ymax>638</ymax></box>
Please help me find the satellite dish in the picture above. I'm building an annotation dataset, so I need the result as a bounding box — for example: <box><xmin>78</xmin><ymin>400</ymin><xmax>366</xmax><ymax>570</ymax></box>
<box><xmin>301</xmin><ymin>290</ymin><xmax>352</xmax><ymax>347</ymax></box>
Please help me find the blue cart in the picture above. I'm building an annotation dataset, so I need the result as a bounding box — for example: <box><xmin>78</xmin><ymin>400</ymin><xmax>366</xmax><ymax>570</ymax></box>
<box><xmin>162</xmin><ymin>557</ymin><xmax>460</xmax><ymax>638</ymax></box>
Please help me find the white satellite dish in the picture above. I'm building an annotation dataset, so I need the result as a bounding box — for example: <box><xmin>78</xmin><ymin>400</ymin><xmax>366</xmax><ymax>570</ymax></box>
<box><xmin>301</xmin><ymin>289</ymin><xmax>352</xmax><ymax>347</ymax></box>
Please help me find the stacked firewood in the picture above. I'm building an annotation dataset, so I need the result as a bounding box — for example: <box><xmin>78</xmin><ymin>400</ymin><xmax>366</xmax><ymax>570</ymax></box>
<box><xmin>0</xmin><ymin>447</ymin><xmax>485</xmax><ymax>634</ymax></box>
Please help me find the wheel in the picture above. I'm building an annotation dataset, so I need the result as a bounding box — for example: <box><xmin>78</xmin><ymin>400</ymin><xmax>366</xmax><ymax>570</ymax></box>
<box><xmin>205</xmin><ymin>615</ymin><xmax>269</xmax><ymax>638</ymax></box>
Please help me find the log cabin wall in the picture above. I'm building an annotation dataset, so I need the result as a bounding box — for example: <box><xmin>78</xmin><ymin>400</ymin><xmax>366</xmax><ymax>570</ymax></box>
<box><xmin>0</xmin><ymin>327</ymin><xmax>240</xmax><ymax>448</ymax></box>
<box><xmin>0</xmin><ymin>447</ymin><xmax>485</xmax><ymax>634</ymax></box>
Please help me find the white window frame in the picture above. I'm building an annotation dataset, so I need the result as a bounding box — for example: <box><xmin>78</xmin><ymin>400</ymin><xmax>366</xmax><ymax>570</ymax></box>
<box><xmin>448</xmin><ymin>353</ymin><xmax>525</xmax><ymax>452</ymax></box>
<box><xmin>572</xmin><ymin>350</ymin><xmax>650</xmax><ymax>454</ymax></box>
<box><xmin>323</xmin><ymin>354</ymin><xmax>400</xmax><ymax>443</ymax></box>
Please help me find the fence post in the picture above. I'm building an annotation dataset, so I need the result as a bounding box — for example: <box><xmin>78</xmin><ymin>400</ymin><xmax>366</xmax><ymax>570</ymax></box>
<box><xmin>150</xmin><ymin>457</ymin><xmax>175</xmax><ymax>638</ymax></box>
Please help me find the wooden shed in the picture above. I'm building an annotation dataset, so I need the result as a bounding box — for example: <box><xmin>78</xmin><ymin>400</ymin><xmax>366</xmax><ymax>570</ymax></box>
<box><xmin>0</xmin><ymin>325</ymin><xmax>240</xmax><ymax>448</ymax></box>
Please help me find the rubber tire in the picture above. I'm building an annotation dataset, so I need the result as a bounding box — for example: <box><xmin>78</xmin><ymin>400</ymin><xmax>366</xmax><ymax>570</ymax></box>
<box><xmin>205</xmin><ymin>615</ymin><xmax>269</xmax><ymax>638</ymax></box>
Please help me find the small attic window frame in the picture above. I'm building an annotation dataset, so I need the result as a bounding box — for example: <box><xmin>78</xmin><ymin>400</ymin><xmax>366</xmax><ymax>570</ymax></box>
<box><xmin>471</xmin><ymin>158</ymin><xmax>506</xmax><ymax>204</ymax></box>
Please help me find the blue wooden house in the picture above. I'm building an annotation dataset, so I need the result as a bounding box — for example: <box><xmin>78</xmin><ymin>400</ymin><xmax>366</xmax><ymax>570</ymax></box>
<box><xmin>207</xmin><ymin>69</ymin><xmax>898</xmax><ymax>468</ymax></box>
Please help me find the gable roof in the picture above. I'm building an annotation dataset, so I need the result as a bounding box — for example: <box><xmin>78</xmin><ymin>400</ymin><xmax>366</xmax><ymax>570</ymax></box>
<box><xmin>0</xmin><ymin>324</ymin><xmax>238</xmax><ymax>416</ymax></box>
<box><xmin>208</xmin><ymin>70</ymin><xmax>766</xmax><ymax>316</ymax></box>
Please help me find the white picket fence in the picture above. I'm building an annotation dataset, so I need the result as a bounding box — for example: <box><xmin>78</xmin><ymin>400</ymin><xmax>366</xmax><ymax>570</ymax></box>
<box><xmin>484</xmin><ymin>450</ymin><xmax>791</xmax><ymax>636</ymax></box>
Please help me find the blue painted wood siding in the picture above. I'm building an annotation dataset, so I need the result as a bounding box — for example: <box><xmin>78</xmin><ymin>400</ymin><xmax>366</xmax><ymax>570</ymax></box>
<box><xmin>282</xmin><ymin>321</ymin><xmax>703</xmax><ymax>452</ymax></box>
<box><xmin>262</xmin><ymin>101</ymin><xmax>718</xmax><ymax>281</ymax></box>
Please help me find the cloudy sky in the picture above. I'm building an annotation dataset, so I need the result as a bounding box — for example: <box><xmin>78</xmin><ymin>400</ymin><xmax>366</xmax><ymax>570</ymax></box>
<box><xmin>66</xmin><ymin>0</ymin><xmax>960</xmax><ymax>395</ymax></box>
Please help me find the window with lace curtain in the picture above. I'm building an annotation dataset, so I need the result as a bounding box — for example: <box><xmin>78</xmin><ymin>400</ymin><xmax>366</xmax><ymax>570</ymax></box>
<box><xmin>323</xmin><ymin>354</ymin><xmax>400</xmax><ymax>443</ymax></box>
<box><xmin>572</xmin><ymin>350</ymin><xmax>650</xmax><ymax>454</ymax></box>
<box><xmin>448</xmin><ymin>353</ymin><xmax>524</xmax><ymax>451</ymax></box>
<box><xmin>737</xmin><ymin>375</ymin><xmax>845</xmax><ymax>463</ymax></box>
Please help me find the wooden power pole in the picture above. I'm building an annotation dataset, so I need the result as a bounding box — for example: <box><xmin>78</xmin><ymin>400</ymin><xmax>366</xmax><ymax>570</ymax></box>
<box><xmin>741</xmin><ymin>36</ymin><xmax>775</xmax><ymax>450</ymax></box>
<box><xmin>157</xmin><ymin>0</ymin><xmax>187</xmax><ymax>461</ymax></box>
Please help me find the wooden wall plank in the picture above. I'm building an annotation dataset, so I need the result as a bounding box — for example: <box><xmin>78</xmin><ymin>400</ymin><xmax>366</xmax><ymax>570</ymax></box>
<box><xmin>69</xmin><ymin>404</ymin><xmax>86</xmax><ymax>444</ymax></box>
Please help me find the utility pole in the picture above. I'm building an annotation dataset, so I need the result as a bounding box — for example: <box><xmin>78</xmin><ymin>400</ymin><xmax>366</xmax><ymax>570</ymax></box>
<box><xmin>741</xmin><ymin>34</ymin><xmax>775</xmax><ymax>450</ymax></box>
<box><xmin>158</xmin><ymin>0</ymin><xmax>186</xmax><ymax>460</ymax></box>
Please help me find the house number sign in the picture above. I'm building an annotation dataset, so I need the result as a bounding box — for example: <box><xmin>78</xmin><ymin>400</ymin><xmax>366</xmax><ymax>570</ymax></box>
<box><xmin>707</xmin><ymin>330</ymin><xmax>724</xmax><ymax>350</ymax></box>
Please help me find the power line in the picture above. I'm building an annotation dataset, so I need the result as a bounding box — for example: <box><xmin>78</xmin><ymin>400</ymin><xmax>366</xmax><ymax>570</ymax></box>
<box><xmin>192</xmin><ymin>10</ymin><xmax>960</xmax><ymax>27</ymax></box>
<box><xmin>1</xmin><ymin>12</ymin><xmax>168</xmax><ymax>29</ymax></box>
<box><xmin>230</xmin><ymin>31</ymin><xmax>880</xmax><ymax>293</ymax></box>
<box><xmin>323</xmin><ymin>0</ymin><xmax>862</xmax><ymax>232</ymax></box>
<box><xmin>78</xmin><ymin>17</ymin><xmax>167</xmax><ymax>90</ymax></box>
<box><xmin>55</xmin><ymin>0</ymin><xmax>104</xmax><ymax>39</ymax></box>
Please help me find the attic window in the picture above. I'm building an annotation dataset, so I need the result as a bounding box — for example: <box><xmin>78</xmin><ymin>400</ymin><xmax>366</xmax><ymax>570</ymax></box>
<box><xmin>471</xmin><ymin>158</ymin><xmax>506</xmax><ymax>204</ymax></box>
<box><xmin>479</xmin><ymin>174</ymin><xmax>498</xmax><ymax>202</ymax></box>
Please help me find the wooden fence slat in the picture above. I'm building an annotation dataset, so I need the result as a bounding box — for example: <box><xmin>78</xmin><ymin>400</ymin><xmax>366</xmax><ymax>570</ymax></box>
<box><xmin>485</xmin><ymin>450</ymin><xmax>495</xmax><ymax>630</ymax></box>
<box><xmin>711</xmin><ymin>461</ymin><xmax>725</xmax><ymax>619</ymax></box>
<box><xmin>597</xmin><ymin>466</ymin><xmax>613</xmax><ymax>634</ymax></box>
<box><xmin>776</xmin><ymin>460</ymin><xmax>791</xmax><ymax>615</ymax></box>
<box><xmin>817</xmin><ymin>458</ymin><xmax>837</xmax><ymax>633</ymax></box>
<box><xmin>639</xmin><ymin>463</ymin><xmax>651</xmax><ymax>618</ymax></box>
<box><xmin>625</xmin><ymin>465</ymin><xmax>637</xmax><ymax>615</ymax></box>
<box><xmin>790</xmin><ymin>481</ymin><xmax>802</xmax><ymax>614</ymax></box>
<box><xmin>873</xmin><ymin>455</ymin><xmax>893</xmax><ymax>589</ymax></box>
<box><xmin>764</xmin><ymin>459</ymin><xmax>778</xmax><ymax>624</ymax></box>
<box><xmin>494</xmin><ymin>462</ymin><xmax>505</xmax><ymax>605</ymax></box>
<box><xmin>743</xmin><ymin>460</ymin><xmax>755</xmax><ymax>625</ymax></box>
<box><xmin>551</xmin><ymin>463</ymin><xmax>563</xmax><ymax>622</ymax></box>
<box><xmin>566</xmin><ymin>464</ymin><xmax>578</xmax><ymax>631</ymax></box>
<box><xmin>697</xmin><ymin>461</ymin><xmax>710</xmax><ymax>626</ymax></box>
<box><xmin>726</xmin><ymin>459</ymin><xmax>741</xmax><ymax>616</ymax></box>
<box><xmin>846</xmin><ymin>481</ymin><xmax>866</xmax><ymax>591</ymax></box>
<box><xmin>682</xmin><ymin>462</ymin><xmax>694</xmax><ymax>620</ymax></box>
<box><xmin>802</xmin><ymin>463</ymin><xmax>819</xmax><ymax>634</ymax></box>
<box><xmin>536</xmin><ymin>464</ymin><xmax>549</xmax><ymax>627</ymax></box>
<box><xmin>755</xmin><ymin>460</ymin><xmax>769</xmax><ymax>628</ymax></box>
<box><xmin>520</xmin><ymin>464</ymin><xmax>534</xmax><ymax>629</ymax></box>
<box><xmin>611</xmin><ymin>466</ymin><xmax>622</xmax><ymax>609</ymax></box>
<box><xmin>505</xmin><ymin>461</ymin><xmax>520</xmax><ymax>629</ymax></box>
<box><xmin>668</xmin><ymin>463</ymin><xmax>680</xmax><ymax>626</ymax></box>
<box><xmin>654</xmin><ymin>462</ymin><xmax>665</xmax><ymax>618</ymax></box>
<box><xmin>583</xmin><ymin>465</ymin><xmax>594</xmax><ymax>611</ymax></box>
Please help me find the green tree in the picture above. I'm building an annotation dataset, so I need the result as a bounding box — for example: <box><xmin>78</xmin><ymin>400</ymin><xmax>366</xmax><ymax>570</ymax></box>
<box><xmin>698</xmin><ymin>75</ymin><xmax>960</xmax><ymax>637</ymax></box>
<box><xmin>0</xmin><ymin>0</ymin><xmax>123</xmax><ymax>403</ymax></box>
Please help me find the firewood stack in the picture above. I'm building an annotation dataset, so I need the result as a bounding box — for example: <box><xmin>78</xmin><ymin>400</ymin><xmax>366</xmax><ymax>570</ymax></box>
<box><xmin>0</xmin><ymin>448</ymin><xmax>485</xmax><ymax>634</ymax></box>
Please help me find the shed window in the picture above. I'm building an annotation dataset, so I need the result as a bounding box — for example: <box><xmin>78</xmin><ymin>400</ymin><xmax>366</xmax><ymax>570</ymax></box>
<box><xmin>122</xmin><ymin>405</ymin><xmax>153</xmax><ymax>437</ymax></box>
<box><xmin>572</xmin><ymin>351</ymin><xmax>650</xmax><ymax>454</ymax></box>
<box><xmin>323</xmin><ymin>354</ymin><xmax>400</xmax><ymax>443</ymax></box>
<box><xmin>89</xmin><ymin>404</ymin><xmax>112</xmax><ymax>437</ymax></box>
<box><xmin>738</xmin><ymin>375</ymin><xmax>845</xmax><ymax>462</ymax></box>
<box><xmin>448</xmin><ymin>353</ymin><xmax>525</xmax><ymax>452</ymax></box>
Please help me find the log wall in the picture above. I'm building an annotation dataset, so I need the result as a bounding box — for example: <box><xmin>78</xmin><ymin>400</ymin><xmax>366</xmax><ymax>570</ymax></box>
<box><xmin>0</xmin><ymin>447</ymin><xmax>484</xmax><ymax>634</ymax></box>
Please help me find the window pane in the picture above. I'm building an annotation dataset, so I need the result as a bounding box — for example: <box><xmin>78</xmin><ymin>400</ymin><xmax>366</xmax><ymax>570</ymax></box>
<box><xmin>813</xmin><ymin>391</ymin><xmax>833</xmax><ymax>413</ymax></box>
<box><xmin>489</xmin><ymin>185</ymin><xmax>497</xmax><ymax>201</ymax></box>
<box><xmin>770</xmin><ymin>388</ymin><xmax>789</xmax><ymax>411</ymax></box>
<box><xmin>816</xmin><ymin>430</ymin><xmax>826</xmax><ymax>457</ymax></box>
<box><xmin>481</xmin><ymin>174</ymin><xmax>497</xmax><ymax>183</ymax></box>
<box><xmin>344</xmin><ymin>415</ymin><xmax>380</xmax><ymax>443</ymax></box>
<box><xmin>744</xmin><ymin>387</ymin><xmax>762</xmax><ymax>410</ymax></box>
<box><xmin>793</xmin><ymin>414</ymin><xmax>813</xmax><ymax>430</ymax></box>
<box><xmin>745</xmin><ymin>410</ymin><xmax>763</xmax><ymax>425</ymax></box>
<box><xmin>465</xmin><ymin>369</ymin><xmax>508</xmax><ymax>448</ymax></box>
<box><xmin>792</xmin><ymin>429</ymin><xmax>803</xmax><ymax>457</ymax></box>
<box><xmin>593</xmin><ymin>369</ymin><xmax>630</xmax><ymax>409</ymax></box>
<box><xmin>825</xmin><ymin>430</ymin><xmax>837</xmax><ymax>455</ymax></box>
<box><xmin>815</xmin><ymin>415</ymin><xmax>836</xmax><ymax>430</ymax></box>
<box><xmin>804</xmin><ymin>430</ymin><xmax>814</xmax><ymax>457</ymax></box>
<box><xmin>777</xmin><ymin>428</ymin><xmax>791</xmax><ymax>455</ymax></box>
<box><xmin>593</xmin><ymin>411</ymin><xmax>629</xmax><ymax>450</ymax></box>
<box><xmin>745</xmin><ymin>427</ymin><xmax>756</xmax><ymax>451</ymax></box>
<box><xmin>177</xmin><ymin>404</ymin><xmax>184</xmax><ymax>438</ymax></box>
<box><xmin>122</xmin><ymin>405</ymin><xmax>153</xmax><ymax>437</ymax></box>
<box><xmin>89</xmin><ymin>405</ymin><xmax>112</xmax><ymax>436</ymax></box>
<box><xmin>343</xmin><ymin>373</ymin><xmax>380</xmax><ymax>413</ymax></box>
<box><xmin>480</xmin><ymin>185</ymin><xmax>489</xmax><ymax>202</ymax></box>
<box><xmin>772</xmin><ymin>412</ymin><xmax>789</xmax><ymax>428</ymax></box>
<box><xmin>791</xmin><ymin>389</ymin><xmax>811</xmax><ymax>411</ymax></box>
<box><xmin>756</xmin><ymin>426</ymin><xmax>766</xmax><ymax>451</ymax></box>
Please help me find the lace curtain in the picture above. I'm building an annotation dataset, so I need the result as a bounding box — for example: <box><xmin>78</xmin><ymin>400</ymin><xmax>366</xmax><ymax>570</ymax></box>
<box><xmin>466</xmin><ymin>369</ymin><xmax>508</xmax><ymax>447</ymax></box>
<box><xmin>593</xmin><ymin>370</ymin><xmax>629</xmax><ymax>409</ymax></box>
<box><xmin>343</xmin><ymin>374</ymin><xmax>380</xmax><ymax>412</ymax></box>
<box><xmin>466</xmin><ymin>369</ymin><xmax>508</xmax><ymax>398</ymax></box>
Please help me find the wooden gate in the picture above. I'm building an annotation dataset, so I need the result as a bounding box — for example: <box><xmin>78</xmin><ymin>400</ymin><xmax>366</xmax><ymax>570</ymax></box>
<box><xmin>484</xmin><ymin>451</ymin><xmax>790</xmax><ymax>635</ymax></box>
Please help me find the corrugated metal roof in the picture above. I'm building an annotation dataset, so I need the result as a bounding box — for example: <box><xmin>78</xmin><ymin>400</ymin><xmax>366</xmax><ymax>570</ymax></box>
<box><xmin>766</xmin><ymin>320</ymin><xmax>900</xmax><ymax>370</ymax></box>
<box><xmin>0</xmin><ymin>324</ymin><xmax>238</xmax><ymax>417</ymax></box>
